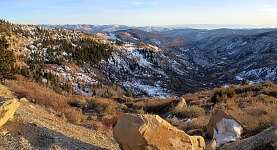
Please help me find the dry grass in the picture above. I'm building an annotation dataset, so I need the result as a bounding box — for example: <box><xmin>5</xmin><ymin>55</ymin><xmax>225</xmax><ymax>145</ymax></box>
<box><xmin>5</xmin><ymin>75</ymin><xmax>85</xmax><ymax>124</ymax></box>
<box><xmin>182</xmin><ymin>90</ymin><xmax>213</xmax><ymax>107</ymax></box>
<box><xmin>4</xmin><ymin>73</ymin><xmax>277</xmax><ymax>137</ymax></box>
<box><xmin>123</xmin><ymin>97</ymin><xmax>182</xmax><ymax>114</ymax></box>
<box><xmin>226</xmin><ymin>101</ymin><xmax>277</xmax><ymax>136</ymax></box>
<box><xmin>181</xmin><ymin>116</ymin><xmax>210</xmax><ymax>132</ymax></box>
<box><xmin>171</xmin><ymin>81</ymin><xmax>277</xmax><ymax>136</ymax></box>
<box><xmin>0</xmin><ymin>83</ymin><xmax>14</xmax><ymax>98</ymax></box>
<box><xmin>86</xmin><ymin>98</ymin><xmax>119</xmax><ymax>118</ymax></box>
<box><xmin>5</xmin><ymin>75</ymin><xmax>124</xmax><ymax>130</ymax></box>
<box><xmin>167</xmin><ymin>115</ymin><xmax>209</xmax><ymax>132</ymax></box>
<box><xmin>189</xmin><ymin>81</ymin><xmax>277</xmax><ymax>136</ymax></box>
<box><xmin>174</xmin><ymin>106</ymin><xmax>205</xmax><ymax>119</ymax></box>
<box><xmin>67</xmin><ymin>95</ymin><xmax>124</xmax><ymax>129</ymax></box>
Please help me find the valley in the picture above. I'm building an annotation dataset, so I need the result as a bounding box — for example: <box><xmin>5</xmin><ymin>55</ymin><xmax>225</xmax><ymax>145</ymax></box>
<box><xmin>1</xmin><ymin>20</ymin><xmax>277</xmax><ymax>97</ymax></box>
<box><xmin>0</xmin><ymin>19</ymin><xmax>277</xmax><ymax>149</ymax></box>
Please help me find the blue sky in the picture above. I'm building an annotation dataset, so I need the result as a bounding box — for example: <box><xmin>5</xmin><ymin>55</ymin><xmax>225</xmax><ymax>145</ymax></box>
<box><xmin>1</xmin><ymin>0</ymin><xmax>277</xmax><ymax>27</ymax></box>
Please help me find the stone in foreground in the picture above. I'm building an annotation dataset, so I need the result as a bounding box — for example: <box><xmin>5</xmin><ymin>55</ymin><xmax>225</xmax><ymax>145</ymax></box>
<box><xmin>213</xmin><ymin>118</ymin><xmax>243</xmax><ymax>147</ymax></box>
<box><xmin>206</xmin><ymin>109</ymin><xmax>245</xmax><ymax>138</ymax></box>
<box><xmin>113</xmin><ymin>113</ymin><xmax>205</xmax><ymax>150</ymax></box>
<box><xmin>0</xmin><ymin>98</ymin><xmax>20</xmax><ymax>127</ymax></box>
<box><xmin>219</xmin><ymin>125</ymin><xmax>277</xmax><ymax>150</ymax></box>
<box><xmin>206</xmin><ymin>110</ymin><xmax>245</xmax><ymax>147</ymax></box>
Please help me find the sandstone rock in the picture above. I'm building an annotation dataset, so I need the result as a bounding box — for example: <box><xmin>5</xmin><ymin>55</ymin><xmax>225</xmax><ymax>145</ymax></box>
<box><xmin>219</xmin><ymin>125</ymin><xmax>277</xmax><ymax>150</ymax></box>
<box><xmin>206</xmin><ymin>110</ymin><xmax>245</xmax><ymax>138</ymax></box>
<box><xmin>205</xmin><ymin>140</ymin><xmax>216</xmax><ymax>150</ymax></box>
<box><xmin>0</xmin><ymin>98</ymin><xmax>20</xmax><ymax>127</ymax></box>
<box><xmin>190</xmin><ymin>136</ymin><xmax>205</xmax><ymax>149</ymax></box>
<box><xmin>113</xmin><ymin>114</ymin><xmax>205</xmax><ymax>150</ymax></box>
<box><xmin>175</xmin><ymin>98</ymin><xmax>187</xmax><ymax>110</ymax></box>
<box><xmin>19</xmin><ymin>97</ymin><xmax>29</xmax><ymax>103</ymax></box>
<box><xmin>164</xmin><ymin>98</ymin><xmax>187</xmax><ymax>114</ymax></box>
<box><xmin>161</xmin><ymin>98</ymin><xmax>187</xmax><ymax>118</ymax></box>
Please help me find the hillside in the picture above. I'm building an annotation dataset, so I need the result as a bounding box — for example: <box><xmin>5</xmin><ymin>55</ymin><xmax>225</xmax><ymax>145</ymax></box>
<box><xmin>2</xmin><ymin>20</ymin><xmax>277</xmax><ymax>97</ymax></box>
<box><xmin>0</xmin><ymin>84</ymin><xmax>119</xmax><ymax>149</ymax></box>
<box><xmin>1</xmin><ymin>77</ymin><xmax>277</xmax><ymax>149</ymax></box>
<box><xmin>0</xmin><ymin>19</ymin><xmax>128</xmax><ymax>97</ymax></box>
<box><xmin>158</xmin><ymin>28</ymin><xmax>277</xmax><ymax>84</ymax></box>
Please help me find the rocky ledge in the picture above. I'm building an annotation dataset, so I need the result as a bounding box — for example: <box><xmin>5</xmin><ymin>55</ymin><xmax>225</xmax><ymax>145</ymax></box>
<box><xmin>0</xmin><ymin>97</ymin><xmax>20</xmax><ymax>127</ymax></box>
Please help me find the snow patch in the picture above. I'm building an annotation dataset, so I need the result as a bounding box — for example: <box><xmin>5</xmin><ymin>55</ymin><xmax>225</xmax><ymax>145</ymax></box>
<box><xmin>107</xmin><ymin>33</ymin><xmax>118</xmax><ymax>40</ymax></box>
<box><xmin>236</xmin><ymin>66</ymin><xmax>277</xmax><ymax>82</ymax></box>
<box><xmin>123</xmin><ymin>81</ymin><xmax>169</xmax><ymax>98</ymax></box>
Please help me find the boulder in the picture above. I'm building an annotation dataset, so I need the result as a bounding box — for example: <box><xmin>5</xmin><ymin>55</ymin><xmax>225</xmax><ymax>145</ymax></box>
<box><xmin>206</xmin><ymin>110</ymin><xmax>245</xmax><ymax>138</ymax></box>
<box><xmin>213</xmin><ymin>118</ymin><xmax>243</xmax><ymax>147</ymax></box>
<box><xmin>0</xmin><ymin>98</ymin><xmax>20</xmax><ymax>127</ymax></box>
<box><xmin>19</xmin><ymin>97</ymin><xmax>29</xmax><ymax>103</ymax></box>
<box><xmin>190</xmin><ymin>136</ymin><xmax>205</xmax><ymax>149</ymax></box>
<box><xmin>205</xmin><ymin>140</ymin><xmax>216</xmax><ymax>150</ymax></box>
<box><xmin>175</xmin><ymin>98</ymin><xmax>187</xmax><ymax>110</ymax></box>
<box><xmin>219</xmin><ymin>125</ymin><xmax>277</xmax><ymax>150</ymax></box>
<box><xmin>161</xmin><ymin>98</ymin><xmax>187</xmax><ymax>118</ymax></box>
<box><xmin>113</xmin><ymin>114</ymin><xmax>205</xmax><ymax>150</ymax></box>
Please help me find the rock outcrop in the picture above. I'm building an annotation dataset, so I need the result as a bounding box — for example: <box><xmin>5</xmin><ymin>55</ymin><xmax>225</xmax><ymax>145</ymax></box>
<box><xmin>175</xmin><ymin>98</ymin><xmax>187</xmax><ymax>110</ymax></box>
<box><xmin>213</xmin><ymin>118</ymin><xmax>243</xmax><ymax>147</ymax></box>
<box><xmin>113</xmin><ymin>113</ymin><xmax>205</xmax><ymax>150</ymax></box>
<box><xmin>206</xmin><ymin>110</ymin><xmax>245</xmax><ymax>138</ymax></box>
<box><xmin>206</xmin><ymin>110</ymin><xmax>245</xmax><ymax>147</ymax></box>
<box><xmin>0</xmin><ymin>98</ymin><xmax>20</xmax><ymax>127</ymax></box>
<box><xmin>219</xmin><ymin>125</ymin><xmax>277</xmax><ymax>150</ymax></box>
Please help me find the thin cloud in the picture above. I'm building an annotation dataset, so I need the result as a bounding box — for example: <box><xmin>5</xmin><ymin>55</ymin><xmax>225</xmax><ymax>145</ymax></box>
<box><xmin>130</xmin><ymin>1</ymin><xmax>143</xmax><ymax>6</ymax></box>
<box><xmin>261</xmin><ymin>4</ymin><xmax>277</xmax><ymax>13</ymax></box>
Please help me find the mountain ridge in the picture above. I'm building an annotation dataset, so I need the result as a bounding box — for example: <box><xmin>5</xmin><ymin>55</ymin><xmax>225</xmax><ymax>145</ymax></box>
<box><xmin>1</xmin><ymin>19</ymin><xmax>277</xmax><ymax>97</ymax></box>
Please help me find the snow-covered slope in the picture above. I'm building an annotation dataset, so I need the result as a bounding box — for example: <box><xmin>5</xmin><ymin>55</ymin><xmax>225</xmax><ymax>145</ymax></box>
<box><xmin>158</xmin><ymin>28</ymin><xmax>277</xmax><ymax>84</ymax></box>
<box><xmin>4</xmin><ymin>20</ymin><xmax>277</xmax><ymax>97</ymax></box>
<box><xmin>97</xmin><ymin>30</ymin><xmax>221</xmax><ymax>97</ymax></box>
<box><xmin>96</xmin><ymin>28</ymin><xmax>277</xmax><ymax>96</ymax></box>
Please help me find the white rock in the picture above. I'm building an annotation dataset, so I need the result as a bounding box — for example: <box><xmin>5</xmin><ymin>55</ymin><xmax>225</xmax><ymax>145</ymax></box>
<box><xmin>213</xmin><ymin>118</ymin><xmax>243</xmax><ymax>147</ymax></box>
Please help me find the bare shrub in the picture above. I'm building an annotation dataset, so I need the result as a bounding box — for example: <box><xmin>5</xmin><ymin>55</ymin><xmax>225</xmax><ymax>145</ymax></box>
<box><xmin>6</xmin><ymin>75</ymin><xmax>86</xmax><ymax>124</ymax></box>
<box><xmin>175</xmin><ymin>106</ymin><xmax>205</xmax><ymax>119</ymax></box>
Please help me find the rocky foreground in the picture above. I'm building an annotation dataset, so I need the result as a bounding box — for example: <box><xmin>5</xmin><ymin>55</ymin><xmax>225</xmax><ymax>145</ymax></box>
<box><xmin>0</xmin><ymin>82</ymin><xmax>277</xmax><ymax>150</ymax></box>
<box><xmin>113</xmin><ymin>113</ymin><xmax>277</xmax><ymax>150</ymax></box>
<box><xmin>0</xmin><ymin>84</ymin><xmax>119</xmax><ymax>150</ymax></box>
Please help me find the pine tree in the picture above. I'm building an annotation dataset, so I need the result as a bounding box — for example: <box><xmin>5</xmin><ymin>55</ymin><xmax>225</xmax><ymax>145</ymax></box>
<box><xmin>0</xmin><ymin>36</ymin><xmax>16</xmax><ymax>80</ymax></box>
<box><xmin>241</xmin><ymin>78</ymin><xmax>249</xmax><ymax>86</ymax></box>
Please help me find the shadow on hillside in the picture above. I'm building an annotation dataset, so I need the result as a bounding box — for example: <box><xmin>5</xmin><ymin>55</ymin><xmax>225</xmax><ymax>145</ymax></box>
<box><xmin>20</xmin><ymin>122</ymin><xmax>108</xmax><ymax>150</ymax></box>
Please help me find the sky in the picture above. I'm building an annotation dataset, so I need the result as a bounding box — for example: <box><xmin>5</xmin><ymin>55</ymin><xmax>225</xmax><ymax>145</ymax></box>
<box><xmin>1</xmin><ymin>0</ymin><xmax>277</xmax><ymax>27</ymax></box>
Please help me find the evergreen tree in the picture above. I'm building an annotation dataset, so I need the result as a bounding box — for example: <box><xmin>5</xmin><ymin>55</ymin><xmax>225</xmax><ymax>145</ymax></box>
<box><xmin>0</xmin><ymin>36</ymin><xmax>16</xmax><ymax>80</ymax></box>
<box><xmin>241</xmin><ymin>78</ymin><xmax>249</xmax><ymax>86</ymax></box>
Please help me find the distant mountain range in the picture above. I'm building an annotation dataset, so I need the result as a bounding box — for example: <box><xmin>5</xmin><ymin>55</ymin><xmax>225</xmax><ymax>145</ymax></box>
<box><xmin>38</xmin><ymin>24</ymin><xmax>172</xmax><ymax>33</ymax></box>
<box><xmin>38</xmin><ymin>23</ymin><xmax>277</xmax><ymax>96</ymax></box>
<box><xmin>39</xmin><ymin>24</ymin><xmax>277</xmax><ymax>33</ymax></box>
